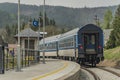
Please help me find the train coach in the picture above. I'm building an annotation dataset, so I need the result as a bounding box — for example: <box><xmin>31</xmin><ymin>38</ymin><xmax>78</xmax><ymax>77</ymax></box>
<box><xmin>39</xmin><ymin>24</ymin><xmax>104</xmax><ymax>66</ymax></box>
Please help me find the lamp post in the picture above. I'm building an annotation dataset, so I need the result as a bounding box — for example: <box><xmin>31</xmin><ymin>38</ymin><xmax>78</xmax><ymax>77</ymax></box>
<box><xmin>27</xmin><ymin>22</ymin><xmax>30</xmax><ymax>66</ymax></box>
<box><xmin>17</xmin><ymin>0</ymin><xmax>21</xmax><ymax>71</ymax></box>
<box><xmin>42</xmin><ymin>0</ymin><xmax>45</xmax><ymax>64</ymax></box>
<box><xmin>37</xmin><ymin>16</ymin><xmax>41</xmax><ymax>62</ymax></box>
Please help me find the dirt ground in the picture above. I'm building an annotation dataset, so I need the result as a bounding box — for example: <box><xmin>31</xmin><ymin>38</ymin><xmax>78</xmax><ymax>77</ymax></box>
<box><xmin>97</xmin><ymin>59</ymin><xmax>120</xmax><ymax>68</ymax></box>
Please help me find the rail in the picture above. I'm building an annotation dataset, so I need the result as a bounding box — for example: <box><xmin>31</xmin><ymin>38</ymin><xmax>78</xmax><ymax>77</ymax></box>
<box><xmin>98</xmin><ymin>67</ymin><xmax>120</xmax><ymax>77</ymax></box>
<box><xmin>82</xmin><ymin>67</ymin><xmax>101</xmax><ymax>80</ymax></box>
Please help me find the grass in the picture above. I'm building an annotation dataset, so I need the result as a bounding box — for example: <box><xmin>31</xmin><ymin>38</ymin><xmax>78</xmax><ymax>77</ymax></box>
<box><xmin>104</xmin><ymin>46</ymin><xmax>120</xmax><ymax>60</ymax></box>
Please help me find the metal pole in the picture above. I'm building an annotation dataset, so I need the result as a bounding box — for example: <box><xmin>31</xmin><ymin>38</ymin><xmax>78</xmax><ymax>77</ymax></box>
<box><xmin>17</xmin><ymin>0</ymin><xmax>21</xmax><ymax>71</ymax></box>
<box><xmin>12</xmin><ymin>49</ymin><xmax>14</xmax><ymax>69</ymax></box>
<box><xmin>6</xmin><ymin>49</ymin><xmax>8</xmax><ymax>70</ymax></box>
<box><xmin>42</xmin><ymin>0</ymin><xmax>45</xmax><ymax>64</ymax></box>
<box><xmin>27</xmin><ymin>22</ymin><xmax>30</xmax><ymax>66</ymax></box>
<box><xmin>37</xmin><ymin>16</ymin><xmax>41</xmax><ymax>62</ymax></box>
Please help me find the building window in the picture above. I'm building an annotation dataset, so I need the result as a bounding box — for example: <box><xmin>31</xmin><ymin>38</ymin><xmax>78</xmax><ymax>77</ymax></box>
<box><xmin>25</xmin><ymin>40</ymin><xmax>35</xmax><ymax>49</ymax></box>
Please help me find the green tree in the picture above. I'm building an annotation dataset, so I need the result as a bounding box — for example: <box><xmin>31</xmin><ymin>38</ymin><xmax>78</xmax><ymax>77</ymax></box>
<box><xmin>39</xmin><ymin>12</ymin><xmax>42</xmax><ymax>17</ymax></box>
<box><xmin>106</xmin><ymin>30</ymin><xmax>115</xmax><ymax>49</ymax></box>
<box><xmin>106</xmin><ymin>5</ymin><xmax>120</xmax><ymax>48</ymax></box>
<box><xmin>50</xmin><ymin>19</ymin><xmax>56</xmax><ymax>26</ymax></box>
<box><xmin>5</xmin><ymin>24</ymin><xmax>11</xmax><ymax>36</ymax></box>
<box><xmin>45</xmin><ymin>12</ymin><xmax>50</xmax><ymax>25</ymax></box>
<box><xmin>39</xmin><ymin>12</ymin><xmax>43</xmax><ymax>26</ymax></box>
<box><xmin>52</xmin><ymin>19</ymin><xmax>56</xmax><ymax>26</ymax></box>
<box><xmin>21</xmin><ymin>22</ymin><xmax>26</xmax><ymax>30</ymax></box>
<box><xmin>94</xmin><ymin>15</ymin><xmax>101</xmax><ymax>26</ymax></box>
<box><xmin>4</xmin><ymin>24</ymin><xmax>17</xmax><ymax>43</ymax></box>
<box><xmin>103</xmin><ymin>9</ymin><xmax>113</xmax><ymax>29</ymax></box>
<box><xmin>61</xmin><ymin>28</ymin><xmax>65</xmax><ymax>34</ymax></box>
<box><xmin>50</xmin><ymin>19</ymin><xmax>53</xmax><ymax>25</ymax></box>
<box><xmin>12</xmin><ymin>24</ymin><xmax>17</xmax><ymax>35</ymax></box>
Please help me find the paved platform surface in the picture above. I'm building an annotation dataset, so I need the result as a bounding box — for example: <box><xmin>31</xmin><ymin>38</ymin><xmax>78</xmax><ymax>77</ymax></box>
<box><xmin>0</xmin><ymin>59</ymin><xmax>80</xmax><ymax>80</ymax></box>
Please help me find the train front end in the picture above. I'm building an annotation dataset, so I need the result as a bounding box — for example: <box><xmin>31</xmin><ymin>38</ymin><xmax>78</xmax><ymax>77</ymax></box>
<box><xmin>77</xmin><ymin>24</ymin><xmax>104</xmax><ymax>66</ymax></box>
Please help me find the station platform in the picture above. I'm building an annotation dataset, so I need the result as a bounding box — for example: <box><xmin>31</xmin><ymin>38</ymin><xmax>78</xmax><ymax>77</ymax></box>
<box><xmin>0</xmin><ymin>59</ymin><xmax>80</xmax><ymax>80</ymax></box>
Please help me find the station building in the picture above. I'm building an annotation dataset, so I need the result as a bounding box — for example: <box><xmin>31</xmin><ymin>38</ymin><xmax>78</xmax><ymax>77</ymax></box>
<box><xmin>14</xmin><ymin>28</ymin><xmax>47</xmax><ymax>63</ymax></box>
<box><xmin>14</xmin><ymin>28</ymin><xmax>47</xmax><ymax>50</ymax></box>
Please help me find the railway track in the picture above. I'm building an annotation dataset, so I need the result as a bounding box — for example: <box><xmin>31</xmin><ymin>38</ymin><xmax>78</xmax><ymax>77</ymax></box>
<box><xmin>82</xmin><ymin>67</ymin><xmax>101</xmax><ymax>80</ymax></box>
<box><xmin>52</xmin><ymin>58</ymin><xmax>120</xmax><ymax>80</ymax></box>
<box><xmin>84</xmin><ymin>67</ymin><xmax>120</xmax><ymax>80</ymax></box>
<box><xmin>98</xmin><ymin>67</ymin><xmax>120</xmax><ymax>77</ymax></box>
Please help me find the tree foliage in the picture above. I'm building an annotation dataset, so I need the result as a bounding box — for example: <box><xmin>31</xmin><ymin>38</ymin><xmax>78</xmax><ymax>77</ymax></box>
<box><xmin>30</xmin><ymin>12</ymin><xmax>56</xmax><ymax>31</ymax></box>
<box><xmin>45</xmin><ymin>26</ymin><xmax>68</xmax><ymax>37</ymax></box>
<box><xmin>106</xmin><ymin>5</ymin><xmax>120</xmax><ymax>49</ymax></box>
<box><xmin>103</xmin><ymin>9</ymin><xmax>113</xmax><ymax>29</ymax></box>
<box><xmin>4</xmin><ymin>24</ymin><xmax>17</xmax><ymax>43</ymax></box>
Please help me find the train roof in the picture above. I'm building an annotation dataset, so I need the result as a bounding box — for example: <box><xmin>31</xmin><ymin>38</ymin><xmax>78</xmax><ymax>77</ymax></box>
<box><xmin>39</xmin><ymin>34</ymin><xmax>61</xmax><ymax>44</ymax></box>
<box><xmin>60</xmin><ymin>28</ymin><xmax>79</xmax><ymax>39</ymax></box>
<box><xmin>39</xmin><ymin>24</ymin><xmax>103</xmax><ymax>44</ymax></box>
<box><xmin>78</xmin><ymin>24</ymin><xmax>103</xmax><ymax>33</ymax></box>
<box><xmin>39</xmin><ymin>28</ymin><xmax>80</xmax><ymax>44</ymax></box>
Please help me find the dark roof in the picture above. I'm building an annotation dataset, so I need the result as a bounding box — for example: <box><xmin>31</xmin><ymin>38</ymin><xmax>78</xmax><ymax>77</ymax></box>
<box><xmin>79</xmin><ymin>24</ymin><xmax>103</xmax><ymax>33</ymax></box>
<box><xmin>15</xmin><ymin>28</ymin><xmax>42</xmax><ymax>38</ymax></box>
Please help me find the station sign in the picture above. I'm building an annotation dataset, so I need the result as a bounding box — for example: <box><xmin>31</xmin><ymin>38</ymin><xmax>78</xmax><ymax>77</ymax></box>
<box><xmin>33</xmin><ymin>20</ymin><xmax>39</xmax><ymax>27</ymax></box>
<box><xmin>0</xmin><ymin>46</ymin><xmax>4</xmax><ymax>74</ymax></box>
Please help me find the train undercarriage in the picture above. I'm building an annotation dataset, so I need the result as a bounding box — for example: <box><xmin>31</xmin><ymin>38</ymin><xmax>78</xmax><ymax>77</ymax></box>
<box><xmin>77</xmin><ymin>54</ymin><xmax>104</xmax><ymax>67</ymax></box>
<box><xmin>43</xmin><ymin>54</ymin><xmax>103</xmax><ymax>67</ymax></box>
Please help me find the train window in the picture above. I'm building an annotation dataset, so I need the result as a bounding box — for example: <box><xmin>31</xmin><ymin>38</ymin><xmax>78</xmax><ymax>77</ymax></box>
<box><xmin>84</xmin><ymin>35</ymin><xmax>89</xmax><ymax>45</ymax></box>
<box><xmin>40</xmin><ymin>44</ymin><xmax>43</xmax><ymax>50</ymax></box>
<box><xmin>91</xmin><ymin>35</ymin><xmax>95</xmax><ymax>45</ymax></box>
<box><xmin>84</xmin><ymin>34</ymin><xmax>95</xmax><ymax>45</ymax></box>
<box><xmin>40</xmin><ymin>42</ymin><xmax>57</xmax><ymax>50</ymax></box>
<box><xmin>59</xmin><ymin>37</ymin><xmax>74</xmax><ymax>48</ymax></box>
<box><xmin>45</xmin><ymin>44</ymin><xmax>47</xmax><ymax>47</ymax></box>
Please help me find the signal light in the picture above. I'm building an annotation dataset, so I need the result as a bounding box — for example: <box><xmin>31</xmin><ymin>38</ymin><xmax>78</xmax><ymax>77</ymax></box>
<box><xmin>98</xmin><ymin>45</ymin><xmax>101</xmax><ymax>49</ymax></box>
<box><xmin>80</xmin><ymin>45</ymin><xmax>83</xmax><ymax>49</ymax></box>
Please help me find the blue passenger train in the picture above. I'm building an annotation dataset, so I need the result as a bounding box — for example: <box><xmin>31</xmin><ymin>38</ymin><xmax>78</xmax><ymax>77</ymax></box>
<box><xmin>40</xmin><ymin>24</ymin><xmax>104</xmax><ymax>66</ymax></box>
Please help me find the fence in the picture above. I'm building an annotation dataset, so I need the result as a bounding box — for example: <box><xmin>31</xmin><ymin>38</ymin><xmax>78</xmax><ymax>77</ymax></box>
<box><xmin>4</xmin><ymin>47</ymin><xmax>40</xmax><ymax>71</ymax></box>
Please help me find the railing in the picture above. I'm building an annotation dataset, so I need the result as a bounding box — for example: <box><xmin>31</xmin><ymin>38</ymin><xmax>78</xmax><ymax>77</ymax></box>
<box><xmin>4</xmin><ymin>47</ymin><xmax>40</xmax><ymax>71</ymax></box>
<box><xmin>21</xmin><ymin>49</ymin><xmax>40</xmax><ymax>67</ymax></box>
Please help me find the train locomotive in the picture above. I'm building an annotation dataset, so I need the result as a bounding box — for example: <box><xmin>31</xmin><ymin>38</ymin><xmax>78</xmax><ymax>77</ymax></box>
<box><xmin>39</xmin><ymin>24</ymin><xmax>104</xmax><ymax>66</ymax></box>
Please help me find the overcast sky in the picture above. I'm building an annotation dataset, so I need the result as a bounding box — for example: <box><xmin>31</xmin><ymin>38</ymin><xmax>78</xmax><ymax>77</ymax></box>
<box><xmin>0</xmin><ymin>0</ymin><xmax>120</xmax><ymax>8</ymax></box>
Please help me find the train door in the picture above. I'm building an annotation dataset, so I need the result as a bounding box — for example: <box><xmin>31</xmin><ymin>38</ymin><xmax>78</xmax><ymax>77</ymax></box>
<box><xmin>83</xmin><ymin>33</ymin><xmax>98</xmax><ymax>54</ymax></box>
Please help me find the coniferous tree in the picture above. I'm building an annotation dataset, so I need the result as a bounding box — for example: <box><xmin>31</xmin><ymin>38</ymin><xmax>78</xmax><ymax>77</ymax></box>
<box><xmin>52</xmin><ymin>19</ymin><xmax>56</xmax><ymax>26</ymax></box>
<box><xmin>45</xmin><ymin>12</ymin><xmax>49</xmax><ymax>25</ymax></box>
<box><xmin>21</xmin><ymin>22</ymin><xmax>26</xmax><ymax>30</ymax></box>
<box><xmin>5</xmin><ymin>24</ymin><xmax>11</xmax><ymax>36</ymax></box>
<box><xmin>39</xmin><ymin>12</ymin><xmax>42</xmax><ymax>17</ymax></box>
<box><xmin>106</xmin><ymin>5</ymin><xmax>120</xmax><ymax>48</ymax></box>
<box><xmin>50</xmin><ymin>19</ymin><xmax>53</xmax><ymax>25</ymax></box>
<box><xmin>103</xmin><ymin>9</ymin><xmax>113</xmax><ymax>29</ymax></box>
<box><xmin>39</xmin><ymin>12</ymin><xmax>43</xmax><ymax>27</ymax></box>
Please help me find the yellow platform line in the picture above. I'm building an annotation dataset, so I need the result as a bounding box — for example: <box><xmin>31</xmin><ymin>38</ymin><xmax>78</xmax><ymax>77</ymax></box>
<box><xmin>32</xmin><ymin>61</ymin><xmax>68</xmax><ymax>80</ymax></box>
